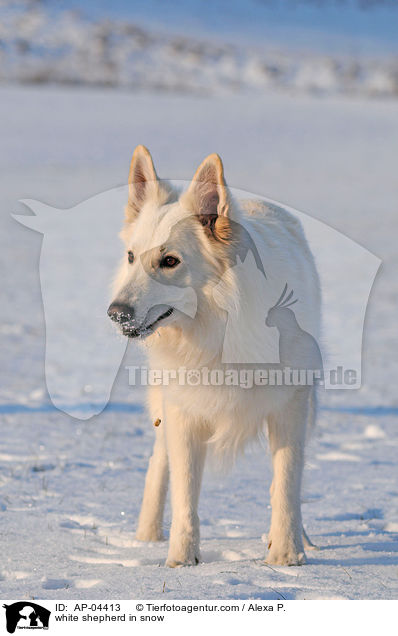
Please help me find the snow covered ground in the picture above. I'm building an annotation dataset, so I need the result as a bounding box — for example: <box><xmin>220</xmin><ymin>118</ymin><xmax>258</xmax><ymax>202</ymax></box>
<box><xmin>1</xmin><ymin>0</ymin><xmax>398</xmax><ymax>97</ymax></box>
<box><xmin>1</xmin><ymin>84</ymin><xmax>398</xmax><ymax>599</ymax></box>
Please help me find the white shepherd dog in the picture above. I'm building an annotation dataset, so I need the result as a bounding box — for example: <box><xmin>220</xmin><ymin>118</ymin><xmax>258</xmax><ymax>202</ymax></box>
<box><xmin>108</xmin><ymin>145</ymin><xmax>321</xmax><ymax>567</ymax></box>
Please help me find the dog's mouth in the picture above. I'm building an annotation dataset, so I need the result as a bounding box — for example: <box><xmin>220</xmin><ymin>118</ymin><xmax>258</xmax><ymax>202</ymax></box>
<box><xmin>122</xmin><ymin>307</ymin><xmax>174</xmax><ymax>339</ymax></box>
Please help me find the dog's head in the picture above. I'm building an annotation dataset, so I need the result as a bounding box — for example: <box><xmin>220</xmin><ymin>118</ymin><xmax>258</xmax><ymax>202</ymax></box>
<box><xmin>108</xmin><ymin>146</ymin><xmax>236</xmax><ymax>342</ymax></box>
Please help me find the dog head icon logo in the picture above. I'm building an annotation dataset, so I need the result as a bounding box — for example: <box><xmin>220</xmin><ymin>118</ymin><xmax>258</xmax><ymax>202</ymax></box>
<box><xmin>14</xmin><ymin>177</ymin><xmax>380</xmax><ymax>418</ymax></box>
<box><xmin>3</xmin><ymin>602</ymin><xmax>50</xmax><ymax>633</ymax></box>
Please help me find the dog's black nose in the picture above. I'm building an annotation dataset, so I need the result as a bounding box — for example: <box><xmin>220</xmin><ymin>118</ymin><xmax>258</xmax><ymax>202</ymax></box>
<box><xmin>107</xmin><ymin>302</ymin><xmax>134</xmax><ymax>323</ymax></box>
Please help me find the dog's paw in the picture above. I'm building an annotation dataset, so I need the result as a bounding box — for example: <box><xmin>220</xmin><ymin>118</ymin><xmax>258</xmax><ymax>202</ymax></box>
<box><xmin>165</xmin><ymin>556</ymin><xmax>200</xmax><ymax>568</ymax></box>
<box><xmin>166</xmin><ymin>548</ymin><xmax>200</xmax><ymax>568</ymax></box>
<box><xmin>266</xmin><ymin>541</ymin><xmax>307</xmax><ymax>566</ymax></box>
<box><xmin>167</xmin><ymin>525</ymin><xmax>200</xmax><ymax>567</ymax></box>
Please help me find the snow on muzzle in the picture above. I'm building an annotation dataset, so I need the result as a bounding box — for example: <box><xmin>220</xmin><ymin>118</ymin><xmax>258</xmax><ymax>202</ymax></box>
<box><xmin>107</xmin><ymin>302</ymin><xmax>175</xmax><ymax>338</ymax></box>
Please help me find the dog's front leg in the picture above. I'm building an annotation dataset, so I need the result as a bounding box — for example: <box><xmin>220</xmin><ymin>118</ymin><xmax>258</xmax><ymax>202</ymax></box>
<box><xmin>165</xmin><ymin>403</ymin><xmax>206</xmax><ymax>567</ymax></box>
<box><xmin>266</xmin><ymin>388</ymin><xmax>309</xmax><ymax>566</ymax></box>
<box><xmin>136</xmin><ymin>422</ymin><xmax>169</xmax><ymax>542</ymax></box>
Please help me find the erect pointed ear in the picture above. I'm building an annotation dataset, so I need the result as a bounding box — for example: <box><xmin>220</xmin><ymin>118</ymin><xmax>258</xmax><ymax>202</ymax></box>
<box><xmin>126</xmin><ymin>145</ymin><xmax>161</xmax><ymax>222</ymax></box>
<box><xmin>182</xmin><ymin>153</ymin><xmax>232</xmax><ymax>242</ymax></box>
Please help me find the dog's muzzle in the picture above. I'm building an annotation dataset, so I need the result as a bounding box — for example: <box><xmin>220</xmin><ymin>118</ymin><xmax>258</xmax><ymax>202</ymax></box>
<box><xmin>107</xmin><ymin>302</ymin><xmax>134</xmax><ymax>324</ymax></box>
<box><xmin>107</xmin><ymin>302</ymin><xmax>173</xmax><ymax>338</ymax></box>
<box><xmin>107</xmin><ymin>302</ymin><xmax>138</xmax><ymax>336</ymax></box>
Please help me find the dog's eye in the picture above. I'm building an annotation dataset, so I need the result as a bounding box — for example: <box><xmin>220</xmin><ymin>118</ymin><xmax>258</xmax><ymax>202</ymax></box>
<box><xmin>160</xmin><ymin>255</ymin><xmax>180</xmax><ymax>269</ymax></box>
<box><xmin>127</xmin><ymin>251</ymin><xmax>134</xmax><ymax>264</ymax></box>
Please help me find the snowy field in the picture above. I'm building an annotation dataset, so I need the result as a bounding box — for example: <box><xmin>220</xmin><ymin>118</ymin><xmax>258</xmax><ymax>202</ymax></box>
<box><xmin>1</xmin><ymin>0</ymin><xmax>398</xmax><ymax>97</ymax></box>
<box><xmin>1</xmin><ymin>84</ymin><xmax>398</xmax><ymax>599</ymax></box>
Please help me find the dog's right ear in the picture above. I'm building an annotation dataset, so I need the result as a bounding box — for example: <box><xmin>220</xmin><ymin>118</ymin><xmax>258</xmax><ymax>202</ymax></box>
<box><xmin>126</xmin><ymin>145</ymin><xmax>160</xmax><ymax>222</ymax></box>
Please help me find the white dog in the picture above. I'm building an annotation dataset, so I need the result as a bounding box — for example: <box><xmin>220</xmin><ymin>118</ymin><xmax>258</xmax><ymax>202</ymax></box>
<box><xmin>108</xmin><ymin>145</ymin><xmax>321</xmax><ymax>567</ymax></box>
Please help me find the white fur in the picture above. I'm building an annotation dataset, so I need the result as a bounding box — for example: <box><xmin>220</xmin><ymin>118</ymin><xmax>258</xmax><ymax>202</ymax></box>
<box><xmin>111</xmin><ymin>148</ymin><xmax>321</xmax><ymax>567</ymax></box>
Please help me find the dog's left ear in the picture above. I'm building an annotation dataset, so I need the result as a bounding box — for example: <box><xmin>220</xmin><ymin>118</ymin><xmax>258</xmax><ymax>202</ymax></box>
<box><xmin>183</xmin><ymin>154</ymin><xmax>231</xmax><ymax>242</ymax></box>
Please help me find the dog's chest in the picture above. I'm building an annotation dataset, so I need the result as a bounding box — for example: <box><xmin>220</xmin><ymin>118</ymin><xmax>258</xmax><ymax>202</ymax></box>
<box><xmin>161</xmin><ymin>375</ymin><xmax>292</xmax><ymax>424</ymax></box>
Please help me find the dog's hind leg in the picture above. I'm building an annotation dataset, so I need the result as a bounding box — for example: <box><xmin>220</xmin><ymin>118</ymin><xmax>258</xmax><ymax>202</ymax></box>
<box><xmin>136</xmin><ymin>422</ymin><xmax>169</xmax><ymax>542</ymax></box>
<box><xmin>266</xmin><ymin>388</ymin><xmax>310</xmax><ymax>566</ymax></box>
<box><xmin>302</xmin><ymin>386</ymin><xmax>319</xmax><ymax>550</ymax></box>
<box><xmin>164</xmin><ymin>403</ymin><xmax>207</xmax><ymax>567</ymax></box>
